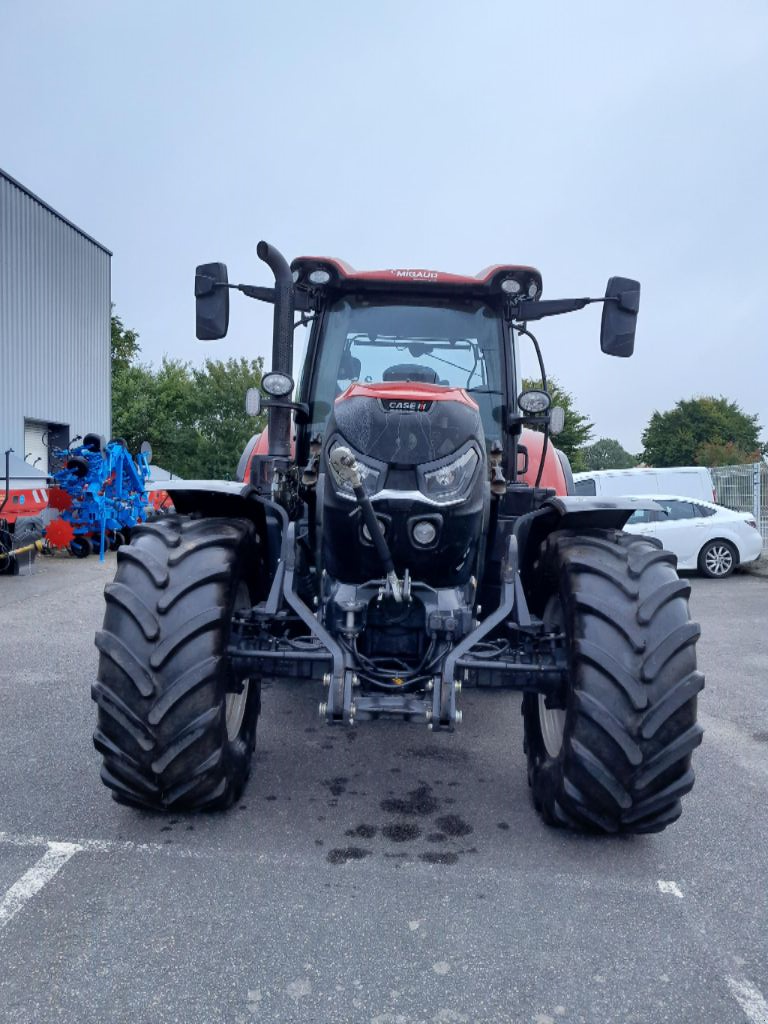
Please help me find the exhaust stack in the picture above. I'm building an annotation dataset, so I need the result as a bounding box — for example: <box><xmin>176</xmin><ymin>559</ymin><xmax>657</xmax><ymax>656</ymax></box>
<box><xmin>257</xmin><ymin>241</ymin><xmax>294</xmax><ymax>460</ymax></box>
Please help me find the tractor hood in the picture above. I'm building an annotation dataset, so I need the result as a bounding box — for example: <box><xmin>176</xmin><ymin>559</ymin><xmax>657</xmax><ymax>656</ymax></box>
<box><xmin>330</xmin><ymin>382</ymin><xmax>483</xmax><ymax>471</ymax></box>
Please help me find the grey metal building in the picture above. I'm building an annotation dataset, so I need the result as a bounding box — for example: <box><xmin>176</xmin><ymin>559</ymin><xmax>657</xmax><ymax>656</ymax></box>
<box><xmin>0</xmin><ymin>168</ymin><xmax>111</xmax><ymax>476</ymax></box>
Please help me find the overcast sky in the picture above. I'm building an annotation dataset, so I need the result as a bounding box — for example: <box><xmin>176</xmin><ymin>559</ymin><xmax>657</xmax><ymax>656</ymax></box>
<box><xmin>1</xmin><ymin>0</ymin><xmax>766</xmax><ymax>452</ymax></box>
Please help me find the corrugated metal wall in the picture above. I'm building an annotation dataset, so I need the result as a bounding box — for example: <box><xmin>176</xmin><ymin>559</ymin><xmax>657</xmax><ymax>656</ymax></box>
<box><xmin>0</xmin><ymin>170</ymin><xmax>111</xmax><ymax>472</ymax></box>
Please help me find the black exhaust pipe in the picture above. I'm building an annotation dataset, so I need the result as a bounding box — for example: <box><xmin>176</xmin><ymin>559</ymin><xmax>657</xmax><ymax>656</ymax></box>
<box><xmin>0</xmin><ymin>449</ymin><xmax>13</xmax><ymax>517</ymax></box>
<box><xmin>257</xmin><ymin>241</ymin><xmax>294</xmax><ymax>460</ymax></box>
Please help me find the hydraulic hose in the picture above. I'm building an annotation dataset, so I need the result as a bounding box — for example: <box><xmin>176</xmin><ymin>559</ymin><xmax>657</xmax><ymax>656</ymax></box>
<box><xmin>354</xmin><ymin>483</ymin><xmax>397</xmax><ymax>577</ymax></box>
<box><xmin>329</xmin><ymin>446</ymin><xmax>402</xmax><ymax>601</ymax></box>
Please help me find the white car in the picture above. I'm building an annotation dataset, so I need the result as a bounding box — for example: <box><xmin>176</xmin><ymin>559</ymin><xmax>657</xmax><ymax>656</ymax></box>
<box><xmin>623</xmin><ymin>495</ymin><xmax>763</xmax><ymax>578</ymax></box>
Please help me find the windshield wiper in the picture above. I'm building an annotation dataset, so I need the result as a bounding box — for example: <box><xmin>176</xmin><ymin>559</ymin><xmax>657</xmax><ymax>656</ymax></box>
<box><xmin>427</xmin><ymin>352</ymin><xmax>476</xmax><ymax>374</ymax></box>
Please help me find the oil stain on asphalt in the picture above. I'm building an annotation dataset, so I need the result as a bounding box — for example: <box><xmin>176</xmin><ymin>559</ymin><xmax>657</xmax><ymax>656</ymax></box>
<box><xmin>382</xmin><ymin>822</ymin><xmax>421</xmax><ymax>843</ymax></box>
<box><xmin>325</xmin><ymin>781</ymin><xmax>477</xmax><ymax>865</ymax></box>
<box><xmin>327</xmin><ymin>847</ymin><xmax>372</xmax><ymax>864</ymax></box>
<box><xmin>380</xmin><ymin>784</ymin><xmax>439</xmax><ymax>817</ymax></box>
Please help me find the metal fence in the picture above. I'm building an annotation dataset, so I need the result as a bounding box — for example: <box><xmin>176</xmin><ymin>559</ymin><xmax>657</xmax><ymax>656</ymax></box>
<box><xmin>710</xmin><ymin>461</ymin><xmax>768</xmax><ymax>551</ymax></box>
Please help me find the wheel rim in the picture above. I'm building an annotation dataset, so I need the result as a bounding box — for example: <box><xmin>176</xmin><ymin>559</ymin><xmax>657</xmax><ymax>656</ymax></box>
<box><xmin>538</xmin><ymin>596</ymin><xmax>567</xmax><ymax>759</ymax></box>
<box><xmin>225</xmin><ymin>686</ymin><xmax>249</xmax><ymax>740</ymax></box>
<box><xmin>225</xmin><ymin>582</ymin><xmax>251</xmax><ymax>740</ymax></box>
<box><xmin>538</xmin><ymin>693</ymin><xmax>567</xmax><ymax>759</ymax></box>
<box><xmin>705</xmin><ymin>544</ymin><xmax>733</xmax><ymax>576</ymax></box>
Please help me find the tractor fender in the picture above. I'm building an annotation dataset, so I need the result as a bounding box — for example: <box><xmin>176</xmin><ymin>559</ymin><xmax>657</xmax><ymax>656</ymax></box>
<box><xmin>236</xmin><ymin>434</ymin><xmax>262</xmax><ymax>482</ymax></box>
<box><xmin>543</xmin><ymin>495</ymin><xmax>661</xmax><ymax>530</ymax></box>
<box><xmin>555</xmin><ymin>448</ymin><xmax>575</xmax><ymax>495</ymax></box>
<box><xmin>518</xmin><ymin>428</ymin><xmax>570</xmax><ymax>494</ymax></box>
<box><xmin>514</xmin><ymin>495</ymin><xmax>663</xmax><ymax>595</ymax></box>
<box><xmin>237</xmin><ymin>429</ymin><xmax>297</xmax><ymax>486</ymax></box>
<box><xmin>159</xmin><ymin>481</ymin><xmax>285</xmax><ymax>577</ymax></box>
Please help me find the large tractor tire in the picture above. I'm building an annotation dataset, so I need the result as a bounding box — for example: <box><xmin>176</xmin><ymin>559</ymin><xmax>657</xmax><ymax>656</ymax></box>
<box><xmin>92</xmin><ymin>514</ymin><xmax>261</xmax><ymax>811</ymax></box>
<box><xmin>523</xmin><ymin>529</ymin><xmax>704</xmax><ymax>834</ymax></box>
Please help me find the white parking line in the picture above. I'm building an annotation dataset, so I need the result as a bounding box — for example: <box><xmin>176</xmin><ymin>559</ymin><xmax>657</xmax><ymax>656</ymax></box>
<box><xmin>0</xmin><ymin>830</ymin><xmax>202</xmax><ymax>857</ymax></box>
<box><xmin>0</xmin><ymin>841</ymin><xmax>81</xmax><ymax>930</ymax></box>
<box><xmin>727</xmin><ymin>977</ymin><xmax>768</xmax><ymax>1024</ymax></box>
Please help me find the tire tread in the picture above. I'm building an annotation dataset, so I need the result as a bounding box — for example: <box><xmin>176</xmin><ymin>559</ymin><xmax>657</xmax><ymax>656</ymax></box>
<box><xmin>524</xmin><ymin>528</ymin><xmax>704</xmax><ymax>834</ymax></box>
<box><xmin>92</xmin><ymin>514</ymin><xmax>259</xmax><ymax>812</ymax></box>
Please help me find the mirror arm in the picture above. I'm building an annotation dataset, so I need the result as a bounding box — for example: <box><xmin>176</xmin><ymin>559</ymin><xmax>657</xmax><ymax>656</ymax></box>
<box><xmin>260</xmin><ymin>397</ymin><xmax>311</xmax><ymax>423</ymax></box>
<box><xmin>508</xmin><ymin>411</ymin><xmax>551</xmax><ymax>429</ymax></box>
<box><xmin>512</xmin><ymin>294</ymin><xmax>639</xmax><ymax>323</ymax></box>
<box><xmin>236</xmin><ymin>283</ymin><xmax>276</xmax><ymax>303</ymax></box>
<box><xmin>227</xmin><ymin>282</ymin><xmax>314</xmax><ymax>312</ymax></box>
<box><xmin>514</xmin><ymin>323</ymin><xmax>547</xmax><ymax>392</ymax></box>
<box><xmin>535</xmin><ymin>424</ymin><xmax>551</xmax><ymax>487</ymax></box>
<box><xmin>511</xmin><ymin>296</ymin><xmax>592</xmax><ymax>321</ymax></box>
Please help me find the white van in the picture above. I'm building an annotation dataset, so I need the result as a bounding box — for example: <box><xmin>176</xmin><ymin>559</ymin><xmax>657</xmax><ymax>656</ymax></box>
<box><xmin>573</xmin><ymin>466</ymin><xmax>716</xmax><ymax>502</ymax></box>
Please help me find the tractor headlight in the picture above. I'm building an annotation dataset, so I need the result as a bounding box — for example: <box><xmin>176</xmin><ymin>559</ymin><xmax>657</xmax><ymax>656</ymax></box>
<box><xmin>418</xmin><ymin>447</ymin><xmax>479</xmax><ymax>505</ymax></box>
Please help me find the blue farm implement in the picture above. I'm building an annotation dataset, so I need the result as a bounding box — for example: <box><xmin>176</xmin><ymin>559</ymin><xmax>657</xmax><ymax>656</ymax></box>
<box><xmin>48</xmin><ymin>436</ymin><xmax>151</xmax><ymax>559</ymax></box>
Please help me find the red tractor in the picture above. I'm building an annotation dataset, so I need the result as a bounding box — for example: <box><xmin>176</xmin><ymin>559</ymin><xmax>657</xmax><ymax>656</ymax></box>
<box><xmin>93</xmin><ymin>243</ymin><xmax>703</xmax><ymax>833</ymax></box>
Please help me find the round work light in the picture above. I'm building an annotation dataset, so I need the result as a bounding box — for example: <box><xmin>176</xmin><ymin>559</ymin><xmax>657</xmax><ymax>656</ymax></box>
<box><xmin>261</xmin><ymin>372</ymin><xmax>294</xmax><ymax>397</ymax></box>
<box><xmin>500</xmin><ymin>278</ymin><xmax>522</xmax><ymax>294</ymax></box>
<box><xmin>412</xmin><ymin>520</ymin><xmax>437</xmax><ymax>546</ymax></box>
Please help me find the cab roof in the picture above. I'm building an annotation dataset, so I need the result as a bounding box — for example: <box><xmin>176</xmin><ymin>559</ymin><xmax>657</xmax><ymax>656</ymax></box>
<box><xmin>290</xmin><ymin>256</ymin><xmax>543</xmax><ymax>301</ymax></box>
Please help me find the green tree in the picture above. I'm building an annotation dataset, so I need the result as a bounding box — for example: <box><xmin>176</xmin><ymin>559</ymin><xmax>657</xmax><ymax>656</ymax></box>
<box><xmin>110</xmin><ymin>308</ymin><xmax>141</xmax><ymax>372</ymax></box>
<box><xmin>641</xmin><ymin>396</ymin><xmax>763</xmax><ymax>467</ymax></box>
<box><xmin>582</xmin><ymin>437</ymin><xmax>638</xmax><ymax>470</ymax></box>
<box><xmin>522</xmin><ymin>376</ymin><xmax>594</xmax><ymax>471</ymax></box>
<box><xmin>110</xmin><ymin>308</ymin><xmax>266</xmax><ymax>479</ymax></box>
<box><xmin>192</xmin><ymin>358</ymin><xmax>266</xmax><ymax>479</ymax></box>
<box><xmin>694</xmin><ymin>440</ymin><xmax>761</xmax><ymax>467</ymax></box>
<box><xmin>111</xmin><ymin>358</ymin><xmax>196</xmax><ymax>474</ymax></box>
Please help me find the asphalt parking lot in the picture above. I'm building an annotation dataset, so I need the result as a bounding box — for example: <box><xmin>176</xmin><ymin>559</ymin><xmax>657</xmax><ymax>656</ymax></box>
<box><xmin>0</xmin><ymin>554</ymin><xmax>766</xmax><ymax>1024</ymax></box>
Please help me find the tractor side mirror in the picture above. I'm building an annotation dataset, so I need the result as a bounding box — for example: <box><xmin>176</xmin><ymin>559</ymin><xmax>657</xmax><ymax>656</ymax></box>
<box><xmin>195</xmin><ymin>262</ymin><xmax>230</xmax><ymax>340</ymax></box>
<box><xmin>600</xmin><ymin>277</ymin><xmax>640</xmax><ymax>357</ymax></box>
<box><xmin>140</xmin><ymin>440</ymin><xmax>153</xmax><ymax>462</ymax></box>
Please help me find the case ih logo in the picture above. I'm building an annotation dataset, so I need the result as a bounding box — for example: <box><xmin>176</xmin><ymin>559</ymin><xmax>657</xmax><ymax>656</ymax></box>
<box><xmin>390</xmin><ymin>269</ymin><xmax>439</xmax><ymax>280</ymax></box>
<box><xmin>382</xmin><ymin>399</ymin><xmax>433</xmax><ymax>413</ymax></box>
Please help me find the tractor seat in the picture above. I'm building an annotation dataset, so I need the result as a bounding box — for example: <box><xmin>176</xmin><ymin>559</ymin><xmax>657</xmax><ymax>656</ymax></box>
<box><xmin>383</xmin><ymin>364</ymin><xmax>438</xmax><ymax>384</ymax></box>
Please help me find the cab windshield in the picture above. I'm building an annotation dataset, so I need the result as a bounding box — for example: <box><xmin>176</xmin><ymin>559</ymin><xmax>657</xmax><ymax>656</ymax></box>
<box><xmin>304</xmin><ymin>297</ymin><xmax>505</xmax><ymax>443</ymax></box>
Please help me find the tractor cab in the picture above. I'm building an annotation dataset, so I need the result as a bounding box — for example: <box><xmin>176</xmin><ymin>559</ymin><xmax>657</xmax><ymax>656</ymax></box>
<box><xmin>291</xmin><ymin>258</ymin><xmax>541</xmax><ymax>471</ymax></box>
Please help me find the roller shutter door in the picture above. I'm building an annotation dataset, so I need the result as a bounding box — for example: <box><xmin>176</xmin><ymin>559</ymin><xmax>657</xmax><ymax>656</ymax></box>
<box><xmin>23</xmin><ymin>420</ymin><xmax>48</xmax><ymax>474</ymax></box>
